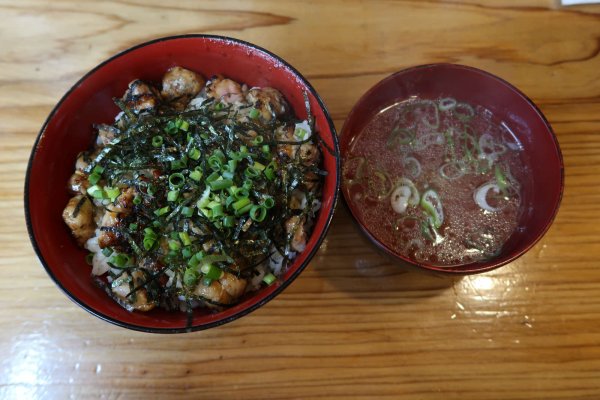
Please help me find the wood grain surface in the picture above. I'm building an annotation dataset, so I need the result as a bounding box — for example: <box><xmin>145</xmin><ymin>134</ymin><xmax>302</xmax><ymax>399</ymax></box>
<box><xmin>2</xmin><ymin>0</ymin><xmax>600</xmax><ymax>399</ymax></box>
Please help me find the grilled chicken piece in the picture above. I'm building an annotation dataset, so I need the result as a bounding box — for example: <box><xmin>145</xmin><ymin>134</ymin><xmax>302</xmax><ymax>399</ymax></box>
<box><xmin>122</xmin><ymin>80</ymin><xmax>160</xmax><ymax>113</ymax></box>
<box><xmin>112</xmin><ymin>270</ymin><xmax>156</xmax><ymax>312</ymax></box>
<box><xmin>246</xmin><ymin>87</ymin><xmax>287</xmax><ymax>121</ymax></box>
<box><xmin>194</xmin><ymin>272</ymin><xmax>247</xmax><ymax>306</ymax></box>
<box><xmin>68</xmin><ymin>171</ymin><xmax>89</xmax><ymax>195</ymax></box>
<box><xmin>95</xmin><ymin>124</ymin><xmax>118</xmax><ymax>146</ymax></box>
<box><xmin>161</xmin><ymin>66</ymin><xmax>205</xmax><ymax>109</ymax></box>
<box><xmin>62</xmin><ymin>195</ymin><xmax>96</xmax><ymax>246</ymax></box>
<box><xmin>275</xmin><ymin>125</ymin><xmax>298</xmax><ymax>159</ymax></box>
<box><xmin>299</xmin><ymin>143</ymin><xmax>319</xmax><ymax>166</ymax></box>
<box><xmin>205</xmin><ymin>75</ymin><xmax>244</xmax><ymax>104</ymax></box>
<box><xmin>97</xmin><ymin>211</ymin><xmax>121</xmax><ymax>248</ymax></box>
<box><xmin>285</xmin><ymin>215</ymin><xmax>307</xmax><ymax>252</ymax></box>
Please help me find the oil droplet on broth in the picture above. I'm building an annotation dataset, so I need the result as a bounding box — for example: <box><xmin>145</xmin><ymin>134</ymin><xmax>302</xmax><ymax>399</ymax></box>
<box><xmin>342</xmin><ymin>97</ymin><xmax>532</xmax><ymax>266</ymax></box>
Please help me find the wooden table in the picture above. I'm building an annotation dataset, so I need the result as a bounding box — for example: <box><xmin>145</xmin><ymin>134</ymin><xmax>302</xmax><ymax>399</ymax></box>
<box><xmin>2</xmin><ymin>1</ymin><xmax>600</xmax><ymax>398</ymax></box>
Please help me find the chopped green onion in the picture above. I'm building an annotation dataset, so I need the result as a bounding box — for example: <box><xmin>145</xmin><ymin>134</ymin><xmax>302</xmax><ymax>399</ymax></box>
<box><xmin>264</xmin><ymin>166</ymin><xmax>275</xmax><ymax>181</ymax></box>
<box><xmin>129</xmin><ymin>223</ymin><xmax>138</xmax><ymax>232</ymax></box>
<box><xmin>209</xmin><ymin>203</ymin><xmax>224</xmax><ymax>218</ymax></box>
<box><xmin>182</xmin><ymin>247</ymin><xmax>192</xmax><ymax>259</ymax></box>
<box><xmin>206</xmin><ymin>200</ymin><xmax>220</xmax><ymax>208</ymax></box>
<box><xmin>200</xmin><ymin>208</ymin><xmax>212</xmax><ymax>219</ymax></box>
<box><xmin>89</xmin><ymin>172</ymin><xmax>102</xmax><ymax>185</ymax></box>
<box><xmin>179</xmin><ymin>232</ymin><xmax>191</xmax><ymax>246</ymax></box>
<box><xmin>181</xmin><ymin>206</ymin><xmax>194</xmax><ymax>218</ymax></box>
<box><xmin>237</xmin><ymin>203</ymin><xmax>253</xmax><ymax>215</ymax></box>
<box><xmin>169</xmin><ymin>173</ymin><xmax>185</xmax><ymax>189</ymax></box>
<box><xmin>209</xmin><ymin>179</ymin><xmax>233</xmax><ymax>191</ymax></box>
<box><xmin>262</xmin><ymin>144</ymin><xmax>270</xmax><ymax>154</ymax></box>
<box><xmin>250</xmin><ymin>205</ymin><xmax>267</xmax><ymax>222</ymax></box>
<box><xmin>152</xmin><ymin>135</ymin><xmax>163</xmax><ymax>147</ymax></box>
<box><xmin>224</xmin><ymin>195</ymin><xmax>235</xmax><ymax>208</ymax></box>
<box><xmin>105</xmin><ymin>187</ymin><xmax>120</xmax><ymax>202</ymax></box>
<box><xmin>143</xmin><ymin>238</ymin><xmax>155</xmax><ymax>250</ymax></box>
<box><xmin>85</xmin><ymin>253</ymin><xmax>94</xmax><ymax>265</ymax></box>
<box><xmin>168</xmin><ymin>240</ymin><xmax>181</xmax><ymax>251</ymax></box>
<box><xmin>206</xmin><ymin>171</ymin><xmax>220</xmax><ymax>183</ymax></box>
<box><xmin>420</xmin><ymin>189</ymin><xmax>444</xmax><ymax>228</ymax></box>
<box><xmin>144</xmin><ymin>227</ymin><xmax>157</xmax><ymax>238</ymax></box>
<box><xmin>167</xmin><ymin>190</ymin><xmax>179</xmax><ymax>202</ymax></box>
<box><xmin>165</xmin><ymin>250</ymin><xmax>178</xmax><ymax>263</ymax></box>
<box><xmin>188</xmin><ymin>147</ymin><xmax>201</xmax><ymax>160</ymax></box>
<box><xmin>183</xmin><ymin>267</ymin><xmax>199</xmax><ymax>286</ymax></box>
<box><xmin>244</xmin><ymin>166</ymin><xmax>260</xmax><ymax>178</ymax></box>
<box><xmin>101</xmin><ymin>247</ymin><xmax>113</xmax><ymax>257</ymax></box>
<box><xmin>263</xmin><ymin>197</ymin><xmax>275</xmax><ymax>209</ymax></box>
<box><xmin>233</xmin><ymin>188</ymin><xmax>249</xmax><ymax>200</ymax></box>
<box><xmin>147</xmin><ymin>184</ymin><xmax>157</xmax><ymax>196</ymax></box>
<box><xmin>171</xmin><ymin>156</ymin><xmax>187</xmax><ymax>170</ymax></box>
<box><xmin>251</xmin><ymin>135</ymin><xmax>264</xmax><ymax>145</ymax></box>
<box><xmin>223</xmin><ymin>215</ymin><xmax>235</xmax><ymax>227</ymax></box>
<box><xmin>214</xmin><ymin>102</ymin><xmax>224</xmax><ymax>111</ymax></box>
<box><xmin>263</xmin><ymin>273</ymin><xmax>276</xmax><ymax>285</ymax></box>
<box><xmin>133</xmin><ymin>196</ymin><xmax>142</xmax><ymax>205</ymax></box>
<box><xmin>165</xmin><ymin>120</ymin><xmax>178</xmax><ymax>134</ymax></box>
<box><xmin>189</xmin><ymin>170</ymin><xmax>202</xmax><ymax>182</ymax></box>
<box><xmin>228</xmin><ymin>150</ymin><xmax>243</xmax><ymax>161</ymax></box>
<box><xmin>232</xmin><ymin>197</ymin><xmax>251</xmax><ymax>211</ymax></box>
<box><xmin>202</xmin><ymin>277</ymin><xmax>214</xmax><ymax>286</ymax></box>
<box><xmin>248</xmin><ymin>108</ymin><xmax>260</xmax><ymax>119</ymax></box>
<box><xmin>87</xmin><ymin>185</ymin><xmax>105</xmax><ymax>199</ymax></box>
<box><xmin>200</xmin><ymin>263</ymin><xmax>223</xmax><ymax>280</ymax></box>
<box><xmin>143</xmin><ymin>228</ymin><xmax>157</xmax><ymax>250</ymax></box>
<box><xmin>154</xmin><ymin>206</ymin><xmax>170</xmax><ymax>217</ymax></box>
<box><xmin>495</xmin><ymin>165</ymin><xmax>509</xmax><ymax>195</ymax></box>
<box><xmin>179</xmin><ymin>120</ymin><xmax>189</xmax><ymax>132</ymax></box>
<box><xmin>253</xmin><ymin>162</ymin><xmax>266</xmax><ymax>171</ymax></box>
<box><xmin>208</xmin><ymin>155</ymin><xmax>223</xmax><ymax>171</ymax></box>
<box><xmin>92</xmin><ymin>165</ymin><xmax>104</xmax><ymax>174</ymax></box>
<box><xmin>187</xmin><ymin>255</ymin><xmax>200</xmax><ymax>268</ymax></box>
<box><xmin>294</xmin><ymin>127</ymin><xmax>307</xmax><ymax>139</ymax></box>
<box><xmin>111</xmin><ymin>253</ymin><xmax>130</xmax><ymax>268</ymax></box>
<box><xmin>226</xmin><ymin>159</ymin><xmax>238</xmax><ymax>172</ymax></box>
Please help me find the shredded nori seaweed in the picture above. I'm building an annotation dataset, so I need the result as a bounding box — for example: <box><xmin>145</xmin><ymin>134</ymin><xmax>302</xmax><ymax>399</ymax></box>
<box><xmin>80</xmin><ymin>78</ymin><xmax>326</xmax><ymax>313</ymax></box>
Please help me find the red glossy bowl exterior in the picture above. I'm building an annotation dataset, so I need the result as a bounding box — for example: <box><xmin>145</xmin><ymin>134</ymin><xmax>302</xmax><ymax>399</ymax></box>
<box><xmin>25</xmin><ymin>35</ymin><xmax>340</xmax><ymax>333</ymax></box>
<box><xmin>340</xmin><ymin>64</ymin><xmax>563</xmax><ymax>274</ymax></box>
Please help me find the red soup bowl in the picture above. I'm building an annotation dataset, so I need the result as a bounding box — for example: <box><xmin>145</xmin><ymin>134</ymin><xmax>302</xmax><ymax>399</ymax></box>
<box><xmin>25</xmin><ymin>35</ymin><xmax>340</xmax><ymax>333</ymax></box>
<box><xmin>340</xmin><ymin>64</ymin><xmax>563</xmax><ymax>274</ymax></box>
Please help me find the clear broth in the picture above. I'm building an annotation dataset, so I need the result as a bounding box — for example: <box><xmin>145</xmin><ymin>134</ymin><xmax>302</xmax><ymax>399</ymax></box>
<box><xmin>343</xmin><ymin>97</ymin><xmax>532</xmax><ymax>266</ymax></box>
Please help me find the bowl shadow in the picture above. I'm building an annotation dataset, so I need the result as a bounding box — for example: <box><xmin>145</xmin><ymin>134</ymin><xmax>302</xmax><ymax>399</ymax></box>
<box><xmin>312</xmin><ymin>204</ymin><xmax>461</xmax><ymax>305</ymax></box>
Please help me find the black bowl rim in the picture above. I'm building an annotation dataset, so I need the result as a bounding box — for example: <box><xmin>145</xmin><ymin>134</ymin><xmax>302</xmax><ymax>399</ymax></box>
<box><xmin>339</xmin><ymin>62</ymin><xmax>564</xmax><ymax>275</ymax></box>
<box><xmin>24</xmin><ymin>34</ymin><xmax>340</xmax><ymax>333</ymax></box>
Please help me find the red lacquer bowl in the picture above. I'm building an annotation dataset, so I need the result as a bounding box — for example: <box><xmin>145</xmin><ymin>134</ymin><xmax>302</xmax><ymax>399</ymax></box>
<box><xmin>340</xmin><ymin>64</ymin><xmax>563</xmax><ymax>274</ymax></box>
<box><xmin>25</xmin><ymin>35</ymin><xmax>340</xmax><ymax>333</ymax></box>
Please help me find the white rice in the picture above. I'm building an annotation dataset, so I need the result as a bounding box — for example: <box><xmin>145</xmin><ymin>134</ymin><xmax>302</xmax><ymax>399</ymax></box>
<box><xmin>85</xmin><ymin>233</ymin><xmax>111</xmax><ymax>276</ymax></box>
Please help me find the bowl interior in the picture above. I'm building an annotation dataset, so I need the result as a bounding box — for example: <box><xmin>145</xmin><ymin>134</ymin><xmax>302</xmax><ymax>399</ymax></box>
<box><xmin>26</xmin><ymin>36</ymin><xmax>339</xmax><ymax>332</ymax></box>
<box><xmin>340</xmin><ymin>64</ymin><xmax>563</xmax><ymax>274</ymax></box>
